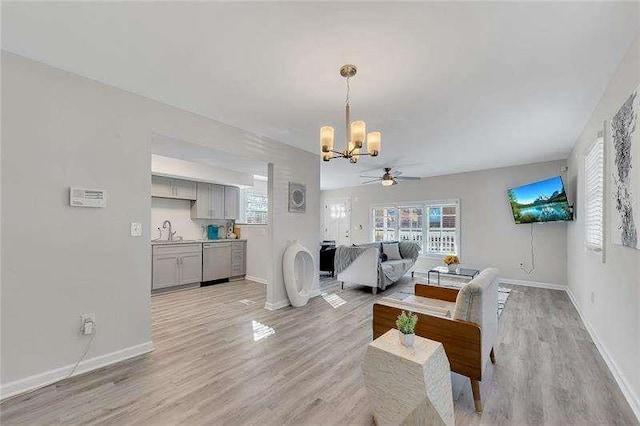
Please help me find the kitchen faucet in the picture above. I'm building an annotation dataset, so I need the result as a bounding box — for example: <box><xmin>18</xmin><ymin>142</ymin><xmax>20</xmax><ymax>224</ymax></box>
<box><xmin>162</xmin><ymin>220</ymin><xmax>176</xmax><ymax>241</ymax></box>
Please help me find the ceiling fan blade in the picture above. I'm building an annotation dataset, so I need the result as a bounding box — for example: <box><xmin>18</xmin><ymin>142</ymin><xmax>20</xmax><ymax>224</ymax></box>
<box><xmin>392</xmin><ymin>170</ymin><xmax>403</xmax><ymax>177</ymax></box>
<box><xmin>392</xmin><ymin>180</ymin><xmax>399</xmax><ymax>185</ymax></box>
<box><xmin>359</xmin><ymin>175</ymin><xmax>381</xmax><ymax>179</ymax></box>
<box><xmin>395</xmin><ymin>176</ymin><xmax>421</xmax><ymax>181</ymax></box>
<box><xmin>361</xmin><ymin>179</ymin><xmax>382</xmax><ymax>185</ymax></box>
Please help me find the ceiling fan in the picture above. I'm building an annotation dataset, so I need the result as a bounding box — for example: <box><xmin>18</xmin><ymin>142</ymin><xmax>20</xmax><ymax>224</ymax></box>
<box><xmin>360</xmin><ymin>167</ymin><xmax>421</xmax><ymax>186</ymax></box>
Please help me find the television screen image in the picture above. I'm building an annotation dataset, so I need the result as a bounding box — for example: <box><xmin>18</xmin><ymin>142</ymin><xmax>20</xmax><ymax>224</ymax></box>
<box><xmin>507</xmin><ymin>176</ymin><xmax>572</xmax><ymax>224</ymax></box>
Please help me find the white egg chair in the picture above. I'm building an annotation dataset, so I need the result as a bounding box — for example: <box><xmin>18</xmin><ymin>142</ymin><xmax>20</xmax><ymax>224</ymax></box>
<box><xmin>283</xmin><ymin>241</ymin><xmax>314</xmax><ymax>307</ymax></box>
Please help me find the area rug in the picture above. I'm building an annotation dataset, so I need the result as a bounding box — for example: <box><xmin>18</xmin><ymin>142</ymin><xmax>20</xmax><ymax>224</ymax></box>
<box><xmin>387</xmin><ymin>285</ymin><xmax>512</xmax><ymax>317</ymax></box>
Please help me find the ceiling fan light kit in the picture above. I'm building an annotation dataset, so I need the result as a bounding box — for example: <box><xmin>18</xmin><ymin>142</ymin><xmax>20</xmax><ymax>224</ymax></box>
<box><xmin>320</xmin><ymin>64</ymin><xmax>381</xmax><ymax>163</ymax></box>
<box><xmin>361</xmin><ymin>167</ymin><xmax>421</xmax><ymax>186</ymax></box>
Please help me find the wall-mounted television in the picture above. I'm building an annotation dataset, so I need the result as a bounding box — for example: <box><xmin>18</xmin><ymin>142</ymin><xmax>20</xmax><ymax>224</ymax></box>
<box><xmin>507</xmin><ymin>176</ymin><xmax>573</xmax><ymax>224</ymax></box>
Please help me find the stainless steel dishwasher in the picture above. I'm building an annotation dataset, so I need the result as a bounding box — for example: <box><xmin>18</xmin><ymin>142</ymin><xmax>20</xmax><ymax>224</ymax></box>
<box><xmin>202</xmin><ymin>242</ymin><xmax>232</xmax><ymax>281</ymax></box>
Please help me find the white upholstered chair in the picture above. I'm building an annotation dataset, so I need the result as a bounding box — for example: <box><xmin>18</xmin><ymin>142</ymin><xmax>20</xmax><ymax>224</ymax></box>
<box><xmin>373</xmin><ymin>267</ymin><xmax>500</xmax><ymax>413</ymax></box>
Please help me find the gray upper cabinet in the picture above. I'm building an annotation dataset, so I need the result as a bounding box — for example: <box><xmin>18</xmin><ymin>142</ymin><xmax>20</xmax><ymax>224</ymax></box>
<box><xmin>210</xmin><ymin>184</ymin><xmax>225</xmax><ymax>219</ymax></box>
<box><xmin>224</xmin><ymin>186</ymin><xmax>239</xmax><ymax>220</ymax></box>
<box><xmin>191</xmin><ymin>182</ymin><xmax>238</xmax><ymax>220</ymax></box>
<box><xmin>192</xmin><ymin>182</ymin><xmax>224</xmax><ymax>219</ymax></box>
<box><xmin>173</xmin><ymin>179</ymin><xmax>197</xmax><ymax>200</ymax></box>
<box><xmin>152</xmin><ymin>175</ymin><xmax>196</xmax><ymax>200</ymax></box>
<box><xmin>191</xmin><ymin>182</ymin><xmax>211</xmax><ymax>219</ymax></box>
<box><xmin>151</xmin><ymin>176</ymin><xmax>173</xmax><ymax>198</ymax></box>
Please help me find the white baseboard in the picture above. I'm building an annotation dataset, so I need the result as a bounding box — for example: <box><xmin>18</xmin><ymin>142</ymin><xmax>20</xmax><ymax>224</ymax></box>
<box><xmin>246</xmin><ymin>275</ymin><xmax>268</xmax><ymax>285</ymax></box>
<box><xmin>499</xmin><ymin>278</ymin><xmax>567</xmax><ymax>291</ymax></box>
<box><xmin>0</xmin><ymin>341</ymin><xmax>153</xmax><ymax>401</ymax></box>
<box><xmin>264</xmin><ymin>288</ymin><xmax>321</xmax><ymax>311</ymax></box>
<box><xmin>566</xmin><ymin>289</ymin><xmax>640</xmax><ymax>421</ymax></box>
<box><xmin>264</xmin><ymin>299</ymin><xmax>290</xmax><ymax>311</ymax></box>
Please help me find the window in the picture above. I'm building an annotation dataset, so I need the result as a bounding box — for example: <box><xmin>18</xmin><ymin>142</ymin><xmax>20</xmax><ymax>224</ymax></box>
<box><xmin>427</xmin><ymin>205</ymin><xmax>458</xmax><ymax>255</ymax></box>
<box><xmin>242</xmin><ymin>192</ymin><xmax>268</xmax><ymax>224</ymax></box>
<box><xmin>373</xmin><ymin>207</ymin><xmax>397</xmax><ymax>241</ymax></box>
<box><xmin>372</xmin><ymin>200</ymin><xmax>459</xmax><ymax>257</ymax></box>
<box><xmin>585</xmin><ymin>137</ymin><xmax>604</xmax><ymax>252</ymax></box>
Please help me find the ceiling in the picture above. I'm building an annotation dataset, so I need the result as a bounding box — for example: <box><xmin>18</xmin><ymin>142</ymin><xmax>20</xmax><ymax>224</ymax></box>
<box><xmin>2</xmin><ymin>2</ymin><xmax>638</xmax><ymax>189</ymax></box>
<box><xmin>152</xmin><ymin>134</ymin><xmax>268</xmax><ymax>178</ymax></box>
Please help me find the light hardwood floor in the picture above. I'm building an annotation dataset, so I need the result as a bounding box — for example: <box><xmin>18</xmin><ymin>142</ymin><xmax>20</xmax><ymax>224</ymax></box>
<box><xmin>1</xmin><ymin>278</ymin><xmax>637</xmax><ymax>425</ymax></box>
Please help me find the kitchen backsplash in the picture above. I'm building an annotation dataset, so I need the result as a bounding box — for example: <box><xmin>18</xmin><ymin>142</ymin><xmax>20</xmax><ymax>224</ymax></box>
<box><xmin>151</xmin><ymin>197</ymin><xmax>231</xmax><ymax>240</ymax></box>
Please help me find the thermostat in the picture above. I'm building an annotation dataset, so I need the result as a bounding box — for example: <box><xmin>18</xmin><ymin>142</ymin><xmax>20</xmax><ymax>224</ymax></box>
<box><xmin>70</xmin><ymin>187</ymin><xmax>107</xmax><ymax>208</ymax></box>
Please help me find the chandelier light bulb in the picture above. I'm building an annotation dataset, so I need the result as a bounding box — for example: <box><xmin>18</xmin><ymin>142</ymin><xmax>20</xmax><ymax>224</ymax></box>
<box><xmin>320</xmin><ymin>126</ymin><xmax>335</xmax><ymax>153</ymax></box>
<box><xmin>351</xmin><ymin>121</ymin><xmax>366</xmax><ymax>149</ymax></box>
<box><xmin>367</xmin><ymin>131</ymin><xmax>381</xmax><ymax>156</ymax></box>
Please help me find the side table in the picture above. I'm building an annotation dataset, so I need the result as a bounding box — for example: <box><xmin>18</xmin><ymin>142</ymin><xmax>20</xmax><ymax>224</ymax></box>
<box><xmin>362</xmin><ymin>329</ymin><xmax>455</xmax><ymax>426</ymax></box>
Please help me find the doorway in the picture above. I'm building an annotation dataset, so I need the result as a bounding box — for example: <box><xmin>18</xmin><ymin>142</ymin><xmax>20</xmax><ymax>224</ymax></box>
<box><xmin>323</xmin><ymin>197</ymin><xmax>351</xmax><ymax>246</ymax></box>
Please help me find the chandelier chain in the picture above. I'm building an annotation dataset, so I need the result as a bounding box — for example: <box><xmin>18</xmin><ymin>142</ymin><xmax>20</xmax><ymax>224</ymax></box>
<box><xmin>345</xmin><ymin>76</ymin><xmax>351</xmax><ymax>107</ymax></box>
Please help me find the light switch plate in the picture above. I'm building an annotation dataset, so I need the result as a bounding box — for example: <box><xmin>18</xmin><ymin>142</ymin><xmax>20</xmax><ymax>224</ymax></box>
<box><xmin>130</xmin><ymin>222</ymin><xmax>142</xmax><ymax>237</ymax></box>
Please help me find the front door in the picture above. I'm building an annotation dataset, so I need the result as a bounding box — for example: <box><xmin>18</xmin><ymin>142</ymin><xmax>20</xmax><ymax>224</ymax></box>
<box><xmin>323</xmin><ymin>198</ymin><xmax>351</xmax><ymax>246</ymax></box>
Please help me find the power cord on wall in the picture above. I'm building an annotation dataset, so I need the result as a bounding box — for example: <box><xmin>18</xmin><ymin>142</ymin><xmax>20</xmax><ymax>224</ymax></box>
<box><xmin>68</xmin><ymin>320</ymin><xmax>96</xmax><ymax>377</ymax></box>
<box><xmin>519</xmin><ymin>223</ymin><xmax>536</xmax><ymax>275</ymax></box>
<box><xmin>1</xmin><ymin>320</ymin><xmax>96</xmax><ymax>403</ymax></box>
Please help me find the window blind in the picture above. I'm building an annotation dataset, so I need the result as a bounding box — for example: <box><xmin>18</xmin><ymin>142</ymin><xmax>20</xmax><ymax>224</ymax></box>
<box><xmin>585</xmin><ymin>138</ymin><xmax>604</xmax><ymax>251</ymax></box>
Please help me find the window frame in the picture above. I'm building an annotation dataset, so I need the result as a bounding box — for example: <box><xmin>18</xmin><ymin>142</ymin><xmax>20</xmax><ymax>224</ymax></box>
<box><xmin>371</xmin><ymin>199</ymin><xmax>461</xmax><ymax>259</ymax></box>
<box><xmin>584</xmin><ymin>135</ymin><xmax>605</xmax><ymax>256</ymax></box>
<box><xmin>240</xmin><ymin>191</ymin><xmax>268</xmax><ymax>225</ymax></box>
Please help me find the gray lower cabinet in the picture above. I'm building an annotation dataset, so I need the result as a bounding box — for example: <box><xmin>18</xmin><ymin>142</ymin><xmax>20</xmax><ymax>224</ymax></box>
<box><xmin>152</xmin><ymin>244</ymin><xmax>203</xmax><ymax>290</ymax></box>
<box><xmin>152</xmin><ymin>241</ymin><xmax>247</xmax><ymax>290</ymax></box>
<box><xmin>231</xmin><ymin>241</ymin><xmax>246</xmax><ymax>278</ymax></box>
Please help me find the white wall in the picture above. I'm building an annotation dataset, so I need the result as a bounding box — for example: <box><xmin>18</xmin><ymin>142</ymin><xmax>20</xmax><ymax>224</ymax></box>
<box><xmin>237</xmin><ymin>224</ymin><xmax>269</xmax><ymax>284</ymax></box>
<box><xmin>566</xmin><ymin>35</ymin><xmax>640</xmax><ymax>417</ymax></box>
<box><xmin>150</xmin><ymin>198</ymin><xmax>228</xmax><ymax>240</ymax></box>
<box><xmin>1</xmin><ymin>52</ymin><xmax>320</xmax><ymax>396</ymax></box>
<box><xmin>152</xmin><ymin>154</ymin><xmax>254</xmax><ymax>187</ymax></box>
<box><xmin>322</xmin><ymin>160</ymin><xmax>568</xmax><ymax>285</ymax></box>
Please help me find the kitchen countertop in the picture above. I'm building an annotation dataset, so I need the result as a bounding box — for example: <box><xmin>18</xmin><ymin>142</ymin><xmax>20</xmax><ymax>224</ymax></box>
<box><xmin>151</xmin><ymin>239</ymin><xmax>247</xmax><ymax>245</ymax></box>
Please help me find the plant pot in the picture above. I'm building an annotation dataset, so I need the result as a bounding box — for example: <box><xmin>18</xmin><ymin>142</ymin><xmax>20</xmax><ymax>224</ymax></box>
<box><xmin>398</xmin><ymin>331</ymin><xmax>415</xmax><ymax>347</ymax></box>
<box><xmin>447</xmin><ymin>264</ymin><xmax>458</xmax><ymax>272</ymax></box>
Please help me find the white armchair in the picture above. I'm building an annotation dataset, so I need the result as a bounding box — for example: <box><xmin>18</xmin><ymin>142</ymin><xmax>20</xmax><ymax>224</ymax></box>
<box><xmin>373</xmin><ymin>267</ymin><xmax>500</xmax><ymax>413</ymax></box>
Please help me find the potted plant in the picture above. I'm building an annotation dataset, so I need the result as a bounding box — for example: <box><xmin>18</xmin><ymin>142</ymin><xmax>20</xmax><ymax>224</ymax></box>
<box><xmin>396</xmin><ymin>310</ymin><xmax>418</xmax><ymax>347</ymax></box>
<box><xmin>443</xmin><ymin>255</ymin><xmax>460</xmax><ymax>272</ymax></box>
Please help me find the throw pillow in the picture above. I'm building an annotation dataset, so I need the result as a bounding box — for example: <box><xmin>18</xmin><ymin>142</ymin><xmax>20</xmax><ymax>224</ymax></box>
<box><xmin>382</xmin><ymin>242</ymin><xmax>402</xmax><ymax>260</ymax></box>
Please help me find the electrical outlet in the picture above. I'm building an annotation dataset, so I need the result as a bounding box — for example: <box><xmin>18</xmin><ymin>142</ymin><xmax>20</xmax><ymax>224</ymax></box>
<box><xmin>81</xmin><ymin>313</ymin><xmax>96</xmax><ymax>335</ymax></box>
<box><xmin>130</xmin><ymin>222</ymin><xmax>142</xmax><ymax>237</ymax></box>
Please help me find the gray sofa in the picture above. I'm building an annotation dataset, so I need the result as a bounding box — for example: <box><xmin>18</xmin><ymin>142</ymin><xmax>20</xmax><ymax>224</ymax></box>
<box><xmin>335</xmin><ymin>241</ymin><xmax>420</xmax><ymax>294</ymax></box>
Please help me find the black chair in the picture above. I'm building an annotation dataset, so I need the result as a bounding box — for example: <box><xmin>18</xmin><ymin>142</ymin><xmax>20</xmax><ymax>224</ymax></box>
<box><xmin>320</xmin><ymin>240</ymin><xmax>336</xmax><ymax>276</ymax></box>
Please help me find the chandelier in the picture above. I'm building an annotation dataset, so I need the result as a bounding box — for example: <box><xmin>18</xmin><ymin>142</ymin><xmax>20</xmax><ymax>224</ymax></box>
<box><xmin>320</xmin><ymin>65</ymin><xmax>381</xmax><ymax>163</ymax></box>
